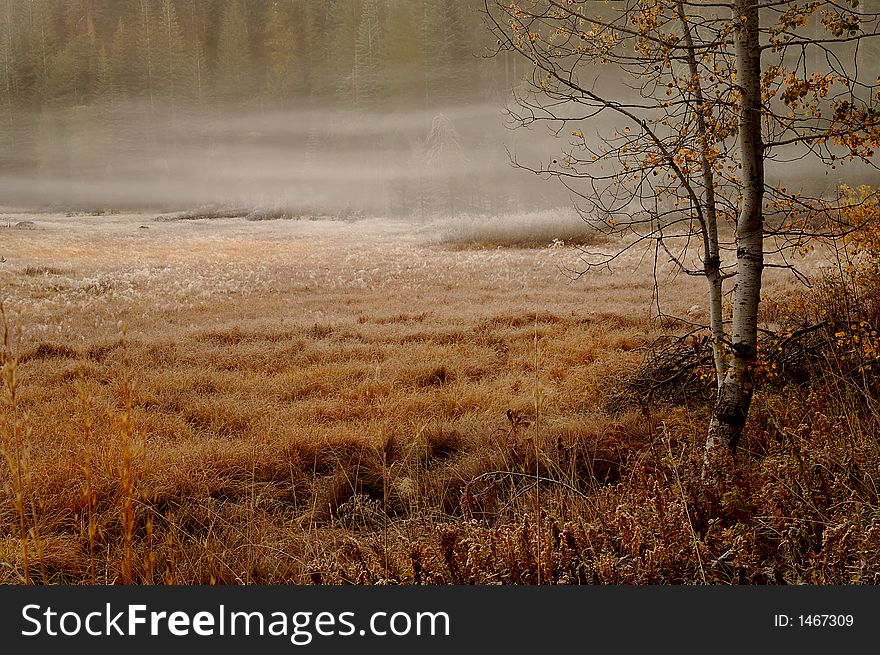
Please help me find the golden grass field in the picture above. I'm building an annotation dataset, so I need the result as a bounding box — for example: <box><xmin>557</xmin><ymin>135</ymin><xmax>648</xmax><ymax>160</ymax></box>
<box><xmin>3</xmin><ymin>209</ymin><xmax>874</xmax><ymax>585</ymax></box>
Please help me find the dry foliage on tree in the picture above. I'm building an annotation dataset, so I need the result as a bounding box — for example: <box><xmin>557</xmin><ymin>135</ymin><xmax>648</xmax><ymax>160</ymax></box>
<box><xmin>485</xmin><ymin>0</ymin><xmax>880</xmax><ymax>473</ymax></box>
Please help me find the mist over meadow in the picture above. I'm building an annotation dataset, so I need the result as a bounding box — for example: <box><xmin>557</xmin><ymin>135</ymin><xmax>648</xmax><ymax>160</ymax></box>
<box><xmin>0</xmin><ymin>0</ymin><xmax>576</xmax><ymax>215</ymax></box>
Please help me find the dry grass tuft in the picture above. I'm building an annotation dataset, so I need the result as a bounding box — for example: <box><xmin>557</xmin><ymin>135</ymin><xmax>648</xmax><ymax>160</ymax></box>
<box><xmin>414</xmin><ymin>365</ymin><xmax>453</xmax><ymax>388</ymax></box>
<box><xmin>439</xmin><ymin>209</ymin><xmax>611</xmax><ymax>249</ymax></box>
<box><xmin>19</xmin><ymin>342</ymin><xmax>81</xmax><ymax>363</ymax></box>
<box><xmin>21</xmin><ymin>266</ymin><xmax>71</xmax><ymax>277</ymax></box>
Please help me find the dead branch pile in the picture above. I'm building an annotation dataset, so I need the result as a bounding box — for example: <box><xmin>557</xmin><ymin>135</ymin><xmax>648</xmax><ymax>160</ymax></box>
<box><xmin>607</xmin><ymin>333</ymin><xmax>715</xmax><ymax>411</ymax></box>
<box><xmin>609</xmin><ymin>321</ymin><xmax>875</xmax><ymax>412</ymax></box>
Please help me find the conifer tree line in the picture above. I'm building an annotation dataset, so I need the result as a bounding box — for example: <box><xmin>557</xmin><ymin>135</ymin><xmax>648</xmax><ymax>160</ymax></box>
<box><xmin>0</xmin><ymin>0</ymin><xmax>521</xmax><ymax>180</ymax></box>
<box><xmin>0</xmin><ymin>0</ymin><xmax>502</xmax><ymax>111</ymax></box>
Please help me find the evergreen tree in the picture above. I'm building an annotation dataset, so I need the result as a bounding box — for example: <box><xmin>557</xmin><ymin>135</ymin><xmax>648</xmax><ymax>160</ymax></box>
<box><xmin>215</xmin><ymin>0</ymin><xmax>254</xmax><ymax>101</ymax></box>
<box><xmin>381</xmin><ymin>0</ymin><xmax>423</xmax><ymax>105</ymax></box>
<box><xmin>328</xmin><ymin>0</ymin><xmax>360</xmax><ymax>107</ymax></box>
<box><xmin>421</xmin><ymin>2</ymin><xmax>452</xmax><ymax>109</ymax></box>
<box><xmin>137</xmin><ymin>0</ymin><xmax>157</xmax><ymax>112</ymax></box>
<box><xmin>422</xmin><ymin>112</ymin><xmax>466</xmax><ymax>216</ymax></box>
<box><xmin>94</xmin><ymin>44</ymin><xmax>114</xmax><ymax>100</ymax></box>
<box><xmin>110</xmin><ymin>17</ymin><xmax>142</xmax><ymax>96</ymax></box>
<box><xmin>353</xmin><ymin>0</ymin><xmax>382</xmax><ymax>111</ymax></box>
<box><xmin>422</xmin><ymin>2</ymin><xmax>482</xmax><ymax>107</ymax></box>
<box><xmin>155</xmin><ymin>0</ymin><xmax>191</xmax><ymax>110</ymax></box>
<box><xmin>0</xmin><ymin>0</ymin><xmax>18</xmax><ymax>152</ymax></box>
<box><xmin>299</xmin><ymin>0</ymin><xmax>338</xmax><ymax>102</ymax></box>
<box><xmin>45</xmin><ymin>21</ymin><xmax>98</xmax><ymax>107</ymax></box>
<box><xmin>23</xmin><ymin>0</ymin><xmax>54</xmax><ymax>100</ymax></box>
<box><xmin>297</xmin><ymin>0</ymin><xmax>325</xmax><ymax>102</ymax></box>
<box><xmin>265</xmin><ymin>1</ymin><xmax>297</xmax><ymax>100</ymax></box>
<box><xmin>184</xmin><ymin>0</ymin><xmax>208</xmax><ymax>105</ymax></box>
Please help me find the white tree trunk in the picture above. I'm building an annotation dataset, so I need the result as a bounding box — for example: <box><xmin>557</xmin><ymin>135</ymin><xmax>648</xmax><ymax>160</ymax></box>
<box><xmin>676</xmin><ymin>2</ymin><xmax>727</xmax><ymax>387</ymax></box>
<box><xmin>705</xmin><ymin>0</ymin><xmax>764</xmax><ymax>466</ymax></box>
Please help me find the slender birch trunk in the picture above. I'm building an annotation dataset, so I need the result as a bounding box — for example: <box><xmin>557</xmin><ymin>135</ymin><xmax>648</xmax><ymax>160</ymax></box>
<box><xmin>675</xmin><ymin>2</ymin><xmax>727</xmax><ymax>387</ymax></box>
<box><xmin>705</xmin><ymin>0</ymin><xmax>764</xmax><ymax>467</ymax></box>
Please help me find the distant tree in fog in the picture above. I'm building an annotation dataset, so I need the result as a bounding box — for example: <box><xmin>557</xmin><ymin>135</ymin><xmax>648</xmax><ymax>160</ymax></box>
<box><xmin>155</xmin><ymin>0</ymin><xmax>191</xmax><ymax>118</ymax></box>
<box><xmin>265</xmin><ymin>1</ymin><xmax>298</xmax><ymax>100</ymax></box>
<box><xmin>215</xmin><ymin>0</ymin><xmax>253</xmax><ymax>100</ymax></box>
<box><xmin>109</xmin><ymin>17</ymin><xmax>142</xmax><ymax>97</ymax></box>
<box><xmin>381</xmin><ymin>1</ymin><xmax>424</xmax><ymax>102</ymax></box>
<box><xmin>486</xmin><ymin>0</ymin><xmax>880</xmax><ymax>476</ymax></box>
<box><xmin>423</xmin><ymin>113</ymin><xmax>468</xmax><ymax>217</ymax></box>
<box><xmin>0</xmin><ymin>1</ymin><xmax>19</xmax><ymax>151</ymax></box>
<box><xmin>353</xmin><ymin>0</ymin><xmax>383</xmax><ymax>111</ymax></box>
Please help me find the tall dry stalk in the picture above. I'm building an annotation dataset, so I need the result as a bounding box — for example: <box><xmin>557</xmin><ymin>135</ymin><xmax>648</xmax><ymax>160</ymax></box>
<box><xmin>75</xmin><ymin>363</ymin><xmax>98</xmax><ymax>584</ymax></box>
<box><xmin>144</xmin><ymin>511</ymin><xmax>155</xmax><ymax>585</ymax></box>
<box><xmin>0</xmin><ymin>302</ymin><xmax>30</xmax><ymax>583</ymax></box>
<box><xmin>533</xmin><ymin>312</ymin><xmax>542</xmax><ymax>584</ymax></box>
<box><xmin>246</xmin><ymin>434</ymin><xmax>258</xmax><ymax>584</ymax></box>
<box><xmin>662</xmin><ymin>425</ymin><xmax>706</xmax><ymax>584</ymax></box>
<box><xmin>118</xmin><ymin>328</ymin><xmax>136</xmax><ymax>584</ymax></box>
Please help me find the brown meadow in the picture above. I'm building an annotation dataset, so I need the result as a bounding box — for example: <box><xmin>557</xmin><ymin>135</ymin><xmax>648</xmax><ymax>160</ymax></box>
<box><xmin>0</xmin><ymin>210</ymin><xmax>877</xmax><ymax>584</ymax></box>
